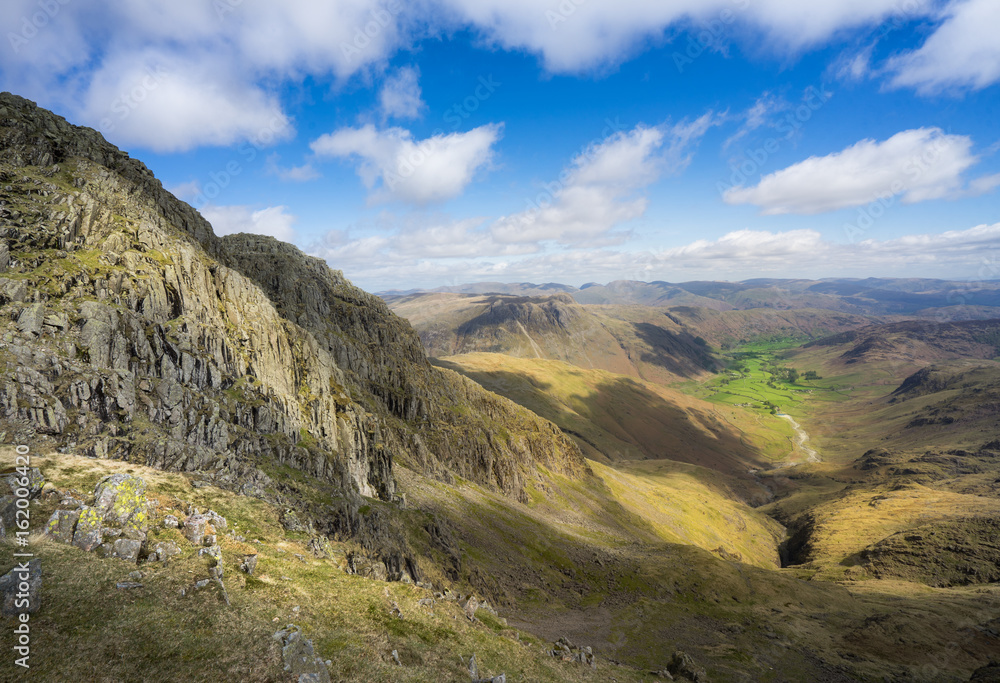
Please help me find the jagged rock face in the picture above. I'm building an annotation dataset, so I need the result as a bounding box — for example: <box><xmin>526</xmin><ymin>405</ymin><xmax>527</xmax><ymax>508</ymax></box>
<box><xmin>0</xmin><ymin>92</ymin><xmax>585</xmax><ymax>505</ymax></box>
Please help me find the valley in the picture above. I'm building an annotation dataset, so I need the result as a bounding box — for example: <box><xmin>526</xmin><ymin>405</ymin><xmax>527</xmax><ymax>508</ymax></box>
<box><xmin>1</xmin><ymin>93</ymin><xmax>999</xmax><ymax>682</ymax></box>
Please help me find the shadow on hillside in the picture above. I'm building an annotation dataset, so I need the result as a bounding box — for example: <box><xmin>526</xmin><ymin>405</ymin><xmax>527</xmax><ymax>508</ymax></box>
<box><xmin>631</xmin><ymin>322</ymin><xmax>717</xmax><ymax>377</ymax></box>
<box><xmin>431</xmin><ymin>358</ymin><xmax>772</xmax><ymax>496</ymax></box>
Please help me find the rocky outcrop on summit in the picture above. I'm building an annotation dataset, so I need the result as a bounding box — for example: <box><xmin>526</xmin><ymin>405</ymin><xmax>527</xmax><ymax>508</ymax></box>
<box><xmin>0</xmin><ymin>92</ymin><xmax>585</xmax><ymax>507</ymax></box>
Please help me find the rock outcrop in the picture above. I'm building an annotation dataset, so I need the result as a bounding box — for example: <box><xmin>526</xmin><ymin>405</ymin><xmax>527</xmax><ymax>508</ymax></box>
<box><xmin>0</xmin><ymin>92</ymin><xmax>587</xmax><ymax>519</ymax></box>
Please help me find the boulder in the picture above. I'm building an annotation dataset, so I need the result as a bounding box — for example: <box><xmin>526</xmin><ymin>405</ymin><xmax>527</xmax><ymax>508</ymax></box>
<box><xmin>2</xmin><ymin>467</ymin><xmax>45</xmax><ymax>498</ymax></box>
<box><xmin>346</xmin><ymin>553</ymin><xmax>387</xmax><ymax>581</ymax></box>
<box><xmin>0</xmin><ymin>558</ymin><xmax>41</xmax><ymax>615</ymax></box>
<box><xmin>146</xmin><ymin>541</ymin><xmax>181</xmax><ymax>564</ymax></box>
<box><xmin>182</xmin><ymin>513</ymin><xmax>217</xmax><ymax>546</ymax></box>
<box><xmin>272</xmin><ymin>624</ymin><xmax>330</xmax><ymax>683</ymax></box>
<box><xmin>44</xmin><ymin>509</ymin><xmax>80</xmax><ymax>544</ymax></box>
<box><xmin>971</xmin><ymin>661</ymin><xmax>1000</xmax><ymax>682</ymax></box>
<box><xmin>72</xmin><ymin>506</ymin><xmax>103</xmax><ymax>551</ymax></box>
<box><xmin>16</xmin><ymin>303</ymin><xmax>45</xmax><ymax>337</ymax></box>
<box><xmin>93</xmin><ymin>474</ymin><xmax>148</xmax><ymax>536</ymax></box>
<box><xmin>0</xmin><ymin>496</ymin><xmax>18</xmax><ymax>537</ymax></box>
<box><xmin>111</xmin><ymin>538</ymin><xmax>142</xmax><ymax>564</ymax></box>
<box><xmin>281</xmin><ymin>509</ymin><xmax>305</xmax><ymax>532</ymax></box>
<box><xmin>199</xmin><ymin>545</ymin><xmax>222</xmax><ymax>565</ymax></box>
<box><xmin>667</xmin><ymin>650</ymin><xmax>708</xmax><ymax>683</ymax></box>
<box><xmin>461</xmin><ymin>595</ymin><xmax>480</xmax><ymax>621</ymax></box>
<box><xmin>162</xmin><ymin>515</ymin><xmax>179</xmax><ymax>528</ymax></box>
<box><xmin>240</xmin><ymin>554</ymin><xmax>258</xmax><ymax>575</ymax></box>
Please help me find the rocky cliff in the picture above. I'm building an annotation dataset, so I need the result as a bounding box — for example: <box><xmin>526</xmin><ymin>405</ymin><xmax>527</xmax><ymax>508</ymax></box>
<box><xmin>0</xmin><ymin>92</ymin><xmax>586</xmax><ymax>511</ymax></box>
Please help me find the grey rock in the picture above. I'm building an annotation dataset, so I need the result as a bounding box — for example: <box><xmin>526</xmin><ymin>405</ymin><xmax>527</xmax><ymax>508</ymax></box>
<box><xmin>272</xmin><ymin>624</ymin><xmax>331</xmax><ymax>683</ymax></box>
<box><xmin>667</xmin><ymin>650</ymin><xmax>708</xmax><ymax>683</ymax></box>
<box><xmin>115</xmin><ymin>581</ymin><xmax>143</xmax><ymax>590</ymax></box>
<box><xmin>346</xmin><ymin>553</ymin><xmax>387</xmax><ymax>581</ymax></box>
<box><xmin>971</xmin><ymin>661</ymin><xmax>1000</xmax><ymax>682</ymax></box>
<box><xmin>281</xmin><ymin>509</ymin><xmax>305</xmax><ymax>532</ymax></box>
<box><xmin>182</xmin><ymin>513</ymin><xmax>216</xmax><ymax>546</ymax></box>
<box><xmin>146</xmin><ymin>541</ymin><xmax>181</xmax><ymax>564</ymax></box>
<box><xmin>92</xmin><ymin>474</ymin><xmax>148</xmax><ymax>535</ymax></box>
<box><xmin>16</xmin><ymin>303</ymin><xmax>45</xmax><ymax>337</ymax></box>
<box><xmin>111</xmin><ymin>538</ymin><xmax>142</xmax><ymax>564</ymax></box>
<box><xmin>162</xmin><ymin>515</ymin><xmax>179</xmax><ymax>528</ymax></box>
<box><xmin>72</xmin><ymin>506</ymin><xmax>103</xmax><ymax>551</ymax></box>
<box><xmin>240</xmin><ymin>554</ymin><xmax>258</xmax><ymax>575</ymax></box>
<box><xmin>0</xmin><ymin>558</ymin><xmax>41</xmax><ymax>615</ymax></box>
<box><xmin>2</xmin><ymin>468</ymin><xmax>44</xmax><ymax>498</ymax></box>
<box><xmin>199</xmin><ymin>545</ymin><xmax>222</xmax><ymax>565</ymax></box>
<box><xmin>43</xmin><ymin>509</ymin><xmax>80</xmax><ymax>544</ymax></box>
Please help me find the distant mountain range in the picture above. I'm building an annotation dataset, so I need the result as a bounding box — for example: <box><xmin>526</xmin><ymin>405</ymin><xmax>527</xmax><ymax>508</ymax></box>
<box><xmin>381</xmin><ymin>277</ymin><xmax>1000</xmax><ymax>317</ymax></box>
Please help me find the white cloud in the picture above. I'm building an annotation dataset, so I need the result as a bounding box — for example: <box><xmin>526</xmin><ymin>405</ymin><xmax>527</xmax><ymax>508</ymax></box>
<box><xmin>433</xmin><ymin>0</ymin><xmax>930</xmax><ymax>73</ymax></box>
<box><xmin>653</xmin><ymin>224</ymin><xmax>1000</xmax><ymax>274</ymax></box>
<box><xmin>201</xmin><ymin>205</ymin><xmax>297</xmax><ymax>242</ymax></box>
<box><xmin>0</xmin><ymin>0</ymin><xmax>408</xmax><ymax>152</ymax></box>
<box><xmin>76</xmin><ymin>50</ymin><xmax>291</xmax><ymax>153</ymax></box>
<box><xmin>310</xmin><ymin>223</ymin><xmax>1000</xmax><ymax>292</ymax></box>
<box><xmin>722</xmin><ymin>93</ymin><xmax>792</xmax><ymax>150</ymax></box>
<box><xmin>266</xmin><ymin>154</ymin><xmax>321</xmax><ymax>182</ymax></box>
<box><xmin>310</xmin><ymin>123</ymin><xmax>503</xmax><ymax>204</ymax></box>
<box><xmin>724</xmin><ymin>128</ymin><xmax>996</xmax><ymax>215</ymax></box>
<box><xmin>888</xmin><ymin>0</ymin><xmax>1000</xmax><ymax>93</ymax></box>
<box><xmin>379</xmin><ymin>66</ymin><xmax>424</xmax><ymax>120</ymax></box>
<box><xmin>491</xmin><ymin>115</ymin><xmax>718</xmax><ymax>246</ymax></box>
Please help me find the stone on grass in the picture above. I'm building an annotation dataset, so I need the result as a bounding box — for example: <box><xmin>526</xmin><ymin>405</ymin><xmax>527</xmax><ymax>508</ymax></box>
<box><xmin>668</xmin><ymin>650</ymin><xmax>708</xmax><ymax>683</ymax></box>
<box><xmin>93</xmin><ymin>474</ymin><xmax>148</xmax><ymax>535</ymax></box>
<box><xmin>43</xmin><ymin>509</ymin><xmax>80</xmax><ymax>544</ymax></box>
<box><xmin>3</xmin><ymin>468</ymin><xmax>45</xmax><ymax>499</ymax></box>
<box><xmin>0</xmin><ymin>559</ymin><xmax>41</xmax><ymax>615</ymax></box>
<box><xmin>272</xmin><ymin>624</ymin><xmax>331</xmax><ymax>683</ymax></box>
<box><xmin>182</xmin><ymin>513</ymin><xmax>217</xmax><ymax>546</ymax></box>
<box><xmin>111</xmin><ymin>538</ymin><xmax>142</xmax><ymax>564</ymax></box>
<box><xmin>72</xmin><ymin>506</ymin><xmax>103</xmax><ymax>551</ymax></box>
<box><xmin>240</xmin><ymin>554</ymin><xmax>258</xmax><ymax>575</ymax></box>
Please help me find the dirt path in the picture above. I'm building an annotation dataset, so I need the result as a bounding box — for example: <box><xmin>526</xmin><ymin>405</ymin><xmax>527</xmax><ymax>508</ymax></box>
<box><xmin>777</xmin><ymin>412</ymin><xmax>820</xmax><ymax>463</ymax></box>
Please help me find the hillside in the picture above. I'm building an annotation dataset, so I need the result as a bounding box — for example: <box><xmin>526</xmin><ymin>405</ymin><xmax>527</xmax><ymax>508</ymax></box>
<box><xmin>3</xmin><ymin>94</ymin><xmax>1000</xmax><ymax>682</ymax></box>
<box><xmin>385</xmin><ymin>278</ymin><xmax>1000</xmax><ymax>319</ymax></box>
<box><xmin>386</xmin><ymin>292</ymin><xmax>718</xmax><ymax>383</ymax></box>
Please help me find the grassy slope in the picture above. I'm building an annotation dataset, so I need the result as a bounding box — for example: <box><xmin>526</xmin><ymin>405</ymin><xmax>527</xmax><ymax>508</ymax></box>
<box><xmin>0</xmin><ymin>450</ymin><xmax>647</xmax><ymax>683</ymax></box>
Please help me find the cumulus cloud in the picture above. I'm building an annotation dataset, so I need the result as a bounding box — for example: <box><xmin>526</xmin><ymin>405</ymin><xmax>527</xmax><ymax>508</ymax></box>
<box><xmin>433</xmin><ymin>0</ymin><xmax>930</xmax><ymax>72</ymax></box>
<box><xmin>723</xmin><ymin>128</ymin><xmax>996</xmax><ymax>215</ymax></box>
<box><xmin>266</xmin><ymin>154</ymin><xmax>321</xmax><ymax>182</ymax></box>
<box><xmin>491</xmin><ymin>115</ymin><xmax>719</xmax><ymax>246</ymax></box>
<box><xmin>379</xmin><ymin>66</ymin><xmax>425</xmax><ymax>120</ymax></box>
<box><xmin>0</xmin><ymin>0</ymin><xmax>407</xmax><ymax>152</ymax></box>
<box><xmin>76</xmin><ymin>50</ymin><xmax>291</xmax><ymax>153</ymax></box>
<box><xmin>309</xmin><ymin>223</ymin><xmax>1000</xmax><ymax>292</ymax></box>
<box><xmin>887</xmin><ymin>0</ymin><xmax>1000</xmax><ymax>93</ymax></box>
<box><xmin>310</xmin><ymin>123</ymin><xmax>503</xmax><ymax>204</ymax></box>
<box><xmin>201</xmin><ymin>205</ymin><xmax>297</xmax><ymax>242</ymax></box>
<box><xmin>654</xmin><ymin>224</ymin><xmax>1000</xmax><ymax>274</ymax></box>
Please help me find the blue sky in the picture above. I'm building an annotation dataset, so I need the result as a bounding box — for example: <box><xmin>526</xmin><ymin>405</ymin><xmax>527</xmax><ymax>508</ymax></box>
<box><xmin>2</xmin><ymin>0</ymin><xmax>999</xmax><ymax>290</ymax></box>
